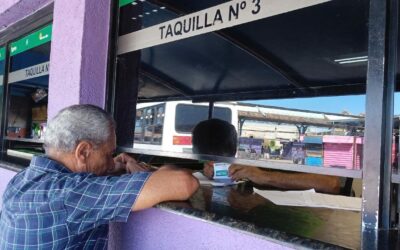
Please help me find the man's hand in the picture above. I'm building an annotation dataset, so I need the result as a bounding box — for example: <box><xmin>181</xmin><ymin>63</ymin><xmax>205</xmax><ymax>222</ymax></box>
<box><xmin>132</xmin><ymin>165</ymin><xmax>200</xmax><ymax>211</ymax></box>
<box><xmin>229</xmin><ymin>165</ymin><xmax>264</xmax><ymax>183</ymax></box>
<box><xmin>203</xmin><ymin>163</ymin><xmax>263</xmax><ymax>183</ymax></box>
<box><xmin>113</xmin><ymin>153</ymin><xmax>151</xmax><ymax>174</ymax></box>
<box><xmin>203</xmin><ymin>161</ymin><xmax>214</xmax><ymax>179</ymax></box>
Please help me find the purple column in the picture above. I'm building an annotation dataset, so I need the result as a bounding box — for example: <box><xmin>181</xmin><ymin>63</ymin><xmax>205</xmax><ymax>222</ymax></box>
<box><xmin>0</xmin><ymin>0</ymin><xmax>50</xmax><ymax>203</ymax></box>
<box><xmin>48</xmin><ymin>0</ymin><xmax>111</xmax><ymax>118</ymax></box>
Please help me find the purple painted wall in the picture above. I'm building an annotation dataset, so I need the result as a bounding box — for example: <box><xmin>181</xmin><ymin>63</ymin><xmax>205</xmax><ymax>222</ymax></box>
<box><xmin>48</xmin><ymin>0</ymin><xmax>111</xmax><ymax>118</ymax></box>
<box><xmin>109</xmin><ymin>208</ymin><xmax>293</xmax><ymax>250</ymax></box>
<box><xmin>0</xmin><ymin>0</ymin><xmax>52</xmax><ymax>32</ymax></box>
<box><xmin>0</xmin><ymin>168</ymin><xmax>17</xmax><ymax>208</ymax></box>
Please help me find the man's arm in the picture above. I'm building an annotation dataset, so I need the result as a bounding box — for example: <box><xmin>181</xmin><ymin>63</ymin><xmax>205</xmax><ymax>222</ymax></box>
<box><xmin>229</xmin><ymin>165</ymin><xmax>340</xmax><ymax>194</ymax></box>
<box><xmin>132</xmin><ymin>166</ymin><xmax>199</xmax><ymax>211</ymax></box>
<box><xmin>203</xmin><ymin>161</ymin><xmax>214</xmax><ymax>179</ymax></box>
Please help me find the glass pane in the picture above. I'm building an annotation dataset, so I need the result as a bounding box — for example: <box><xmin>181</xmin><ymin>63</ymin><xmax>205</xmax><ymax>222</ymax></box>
<box><xmin>131</xmin><ymin>97</ymin><xmax>366</xmax><ymax>178</ymax></box>
<box><xmin>4</xmin><ymin>23</ymin><xmax>52</xmax><ymax>161</ymax></box>
<box><xmin>116</xmin><ymin>1</ymin><xmax>368</xmax><ymax>181</ymax></box>
<box><xmin>239</xmin><ymin>96</ymin><xmax>365</xmax><ymax>170</ymax></box>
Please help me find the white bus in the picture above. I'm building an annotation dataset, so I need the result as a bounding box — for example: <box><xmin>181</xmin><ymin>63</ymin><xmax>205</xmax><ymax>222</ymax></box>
<box><xmin>134</xmin><ymin>101</ymin><xmax>238</xmax><ymax>153</ymax></box>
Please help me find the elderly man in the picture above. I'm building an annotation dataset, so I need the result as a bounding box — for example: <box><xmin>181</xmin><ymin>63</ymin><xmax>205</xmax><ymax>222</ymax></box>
<box><xmin>192</xmin><ymin>119</ymin><xmax>340</xmax><ymax>194</ymax></box>
<box><xmin>0</xmin><ymin>104</ymin><xmax>199</xmax><ymax>249</ymax></box>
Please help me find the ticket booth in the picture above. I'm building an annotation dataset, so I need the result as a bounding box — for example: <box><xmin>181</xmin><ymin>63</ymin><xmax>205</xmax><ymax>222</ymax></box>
<box><xmin>0</xmin><ymin>0</ymin><xmax>399</xmax><ymax>249</ymax></box>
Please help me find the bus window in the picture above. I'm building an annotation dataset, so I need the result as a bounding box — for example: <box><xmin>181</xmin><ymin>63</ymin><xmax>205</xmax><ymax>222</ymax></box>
<box><xmin>134</xmin><ymin>110</ymin><xmax>143</xmax><ymax>142</ymax></box>
<box><xmin>156</xmin><ymin>106</ymin><xmax>164</xmax><ymax>125</ymax></box>
<box><xmin>175</xmin><ymin>104</ymin><xmax>232</xmax><ymax>133</ymax></box>
<box><xmin>143</xmin><ymin>108</ymin><xmax>153</xmax><ymax>142</ymax></box>
<box><xmin>134</xmin><ymin>104</ymin><xmax>165</xmax><ymax>145</ymax></box>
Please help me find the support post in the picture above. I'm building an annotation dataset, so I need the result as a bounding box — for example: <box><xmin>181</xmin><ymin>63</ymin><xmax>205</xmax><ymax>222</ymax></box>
<box><xmin>48</xmin><ymin>0</ymin><xmax>112</xmax><ymax>118</ymax></box>
<box><xmin>362</xmin><ymin>0</ymin><xmax>398</xmax><ymax>232</ymax></box>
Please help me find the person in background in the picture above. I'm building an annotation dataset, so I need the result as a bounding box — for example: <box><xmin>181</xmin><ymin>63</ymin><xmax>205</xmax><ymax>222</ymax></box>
<box><xmin>261</xmin><ymin>145</ymin><xmax>265</xmax><ymax>158</ymax></box>
<box><xmin>0</xmin><ymin>104</ymin><xmax>199</xmax><ymax>249</ymax></box>
<box><xmin>266</xmin><ymin>145</ymin><xmax>271</xmax><ymax>159</ymax></box>
<box><xmin>192</xmin><ymin>119</ymin><xmax>340</xmax><ymax>194</ymax></box>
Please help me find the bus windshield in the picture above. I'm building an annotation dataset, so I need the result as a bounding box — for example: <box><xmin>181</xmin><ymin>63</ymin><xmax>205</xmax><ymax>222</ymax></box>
<box><xmin>175</xmin><ymin>104</ymin><xmax>232</xmax><ymax>133</ymax></box>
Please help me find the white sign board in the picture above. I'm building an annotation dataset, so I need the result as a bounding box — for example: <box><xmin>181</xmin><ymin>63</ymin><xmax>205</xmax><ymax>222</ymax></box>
<box><xmin>8</xmin><ymin>61</ymin><xmax>50</xmax><ymax>83</ymax></box>
<box><xmin>0</xmin><ymin>75</ymin><xmax>3</xmax><ymax>86</ymax></box>
<box><xmin>118</xmin><ymin>0</ymin><xmax>330</xmax><ymax>54</ymax></box>
<box><xmin>254</xmin><ymin>188</ymin><xmax>362</xmax><ymax>211</ymax></box>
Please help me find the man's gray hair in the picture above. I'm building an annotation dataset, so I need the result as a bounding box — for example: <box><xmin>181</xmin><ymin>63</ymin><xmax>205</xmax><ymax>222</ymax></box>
<box><xmin>44</xmin><ymin>104</ymin><xmax>116</xmax><ymax>153</ymax></box>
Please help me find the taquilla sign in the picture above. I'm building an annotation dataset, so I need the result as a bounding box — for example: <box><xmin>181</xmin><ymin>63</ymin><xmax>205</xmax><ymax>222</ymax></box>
<box><xmin>118</xmin><ymin>0</ymin><xmax>330</xmax><ymax>54</ymax></box>
<box><xmin>8</xmin><ymin>61</ymin><xmax>50</xmax><ymax>83</ymax></box>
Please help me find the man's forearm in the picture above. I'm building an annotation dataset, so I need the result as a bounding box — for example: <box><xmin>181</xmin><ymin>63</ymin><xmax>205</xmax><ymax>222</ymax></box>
<box><xmin>251</xmin><ymin>171</ymin><xmax>341</xmax><ymax>194</ymax></box>
<box><xmin>132</xmin><ymin>167</ymin><xmax>199</xmax><ymax>211</ymax></box>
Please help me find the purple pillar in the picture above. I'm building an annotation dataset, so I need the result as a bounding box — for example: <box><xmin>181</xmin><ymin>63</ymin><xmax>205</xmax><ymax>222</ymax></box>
<box><xmin>48</xmin><ymin>0</ymin><xmax>111</xmax><ymax>118</ymax></box>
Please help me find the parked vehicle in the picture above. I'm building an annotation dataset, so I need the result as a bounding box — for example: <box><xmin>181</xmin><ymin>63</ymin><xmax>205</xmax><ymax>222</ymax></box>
<box><xmin>134</xmin><ymin>101</ymin><xmax>238</xmax><ymax>153</ymax></box>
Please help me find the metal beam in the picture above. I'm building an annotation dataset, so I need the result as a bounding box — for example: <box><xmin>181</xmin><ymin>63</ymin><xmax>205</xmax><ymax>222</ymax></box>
<box><xmin>384</xmin><ymin>0</ymin><xmax>399</xmax><ymax>228</ymax></box>
<box><xmin>208</xmin><ymin>101</ymin><xmax>214</xmax><ymax>120</ymax></box>
<box><xmin>238</xmin><ymin>110</ymin><xmax>335</xmax><ymax>127</ymax></box>
<box><xmin>362</xmin><ymin>0</ymin><xmax>397</xmax><ymax>232</ymax></box>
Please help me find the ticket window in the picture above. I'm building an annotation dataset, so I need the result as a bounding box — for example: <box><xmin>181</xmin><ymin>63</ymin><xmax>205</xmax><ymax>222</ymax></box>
<box><xmin>114</xmin><ymin>1</ymin><xmax>368</xmax><ymax>167</ymax></box>
<box><xmin>4</xmin><ymin>24</ymin><xmax>52</xmax><ymax>160</ymax></box>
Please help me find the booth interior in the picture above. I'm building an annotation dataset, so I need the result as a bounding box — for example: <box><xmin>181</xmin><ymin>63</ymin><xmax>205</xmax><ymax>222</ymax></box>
<box><xmin>109</xmin><ymin>0</ymin><xmax>400</xmax><ymax>249</ymax></box>
<box><xmin>0</xmin><ymin>22</ymin><xmax>51</xmax><ymax>165</ymax></box>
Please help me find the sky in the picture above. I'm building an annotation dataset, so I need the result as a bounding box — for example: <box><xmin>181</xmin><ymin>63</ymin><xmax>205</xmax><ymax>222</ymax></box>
<box><xmin>245</xmin><ymin>93</ymin><xmax>400</xmax><ymax>116</ymax></box>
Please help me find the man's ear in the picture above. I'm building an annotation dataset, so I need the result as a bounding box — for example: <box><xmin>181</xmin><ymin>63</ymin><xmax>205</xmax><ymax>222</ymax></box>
<box><xmin>75</xmin><ymin>141</ymin><xmax>92</xmax><ymax>166</ymax></box>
